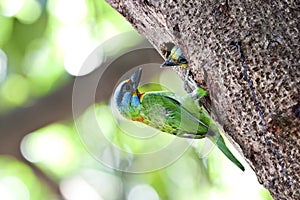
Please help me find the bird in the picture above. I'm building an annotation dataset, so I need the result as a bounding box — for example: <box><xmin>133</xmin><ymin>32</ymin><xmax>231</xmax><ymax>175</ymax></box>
<box><xmin>113</xmin><ymin>68</ymin><xmax>245</xmax><ymax>171</ymax></box>
<box><xmin>162</xmin><ymin>45</ymin><xmax>213</xmax><ymax>116</ymax></box>
<box><xmin>161</xmin><ymin>45</ymin><xmax>189</xmax><ymax>68</ymax></box>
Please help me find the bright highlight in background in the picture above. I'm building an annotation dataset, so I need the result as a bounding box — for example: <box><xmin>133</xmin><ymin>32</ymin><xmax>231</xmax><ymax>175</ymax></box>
<box><xmin>128</xmin><ymin>185</ymin><xmax>159</xmax><ymax>200</ymax></box>
<box><xmin>20</xmin><ymin>124</ymin><xmax>75</xmax><ymax>168</ymax></box>
<box><xmin>60</xmin><ymin>169</ymin><xmax>123</xmax><ymax>200</ymax></box>
<box><xmin>48</xmin><ymin>0</ymin><xmax>87</xmax><ymax>25</ymax></box>
<box><xmin>60</xmin><ymin>176</ymin><xmax>102</xmax><ymax>200</ymax></box>
<box><xmin>48</xmin><ymin>0</ymin><xmax>101</xmax><ymax>76</ymax></box>
<box><xmin>0</xmin><ymin>0</ymin><xmax>42</xmax><ymax>24</ymax></box>
<box><xmin>0</xmin><ymin>0</ymin><xmax>24</xmax><ymax>17</ymax></box>
<box><xmin>15</xmin><ymin>0</ymin><xmax>42</xmax><ymax>24</ymax></box>
<box><xmin>0</xmin><ymin>49</ymin><xmax>7</xmax><ymax>83</ymax></box>
<box><xmin>0</xmin><ymin>176</ymin><xmax>30</xmax><ymax>200</ymax></box>
<box><xmin>56</xmin><ymin>25</ymin><xmax>102</xmax><ymax>76</ymax></box>
<box><xmin>1</xmin><ymin>74</ymin><xmax>29</xmax><ymax>106</ymax></box>
<box><xmin>48</xmin><ymin>0</ymin><xmax>131</xmax><ymax>76</ymax></box>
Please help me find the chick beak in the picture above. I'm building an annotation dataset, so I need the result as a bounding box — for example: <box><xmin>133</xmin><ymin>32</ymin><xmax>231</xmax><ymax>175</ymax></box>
<box><xmin>160</xmin><ymin>58</ymin><xmax>176</xmax><ymax>67</ymax></box>
<box><xmin>129</xmin><ymin>68</ymin><xmax>142</xmax><ymax>90</ymax></box>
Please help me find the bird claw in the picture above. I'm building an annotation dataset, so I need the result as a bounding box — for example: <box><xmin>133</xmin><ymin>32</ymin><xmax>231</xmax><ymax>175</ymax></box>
<box><xmin>183</xmin><ymin>69</ymin><xmax>197</xmax><ymax>94</ymax></box>
<box><xmin>183</xmin><ymin>70</ymin><xmax>208</xmax><ymax>101</ymax></box>
<box><xmin>183</xmin><ymin>70</ymin><xmax>193</xmax><ymax>94</ymax></box>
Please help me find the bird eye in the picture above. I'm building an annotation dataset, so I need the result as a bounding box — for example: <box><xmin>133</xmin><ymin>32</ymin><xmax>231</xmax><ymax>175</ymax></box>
<box><xmin>163</xmin><ymin>50</ymin><xmax>171</xmax><ymax>58</ymax></box>
<box><xmin>124</xmin><ymin>83</ymin><xmax>131</xmax><ymax>91</ymax></box>
<box><xmin>178</xmin><ymin>57</ymin><xmax>187</xmax><ymax>64</ymax></box>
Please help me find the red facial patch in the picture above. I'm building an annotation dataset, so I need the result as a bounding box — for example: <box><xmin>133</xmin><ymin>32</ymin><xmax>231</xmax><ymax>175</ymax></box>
<box><xmin>133</xmin><ymin>117</ymin><xmax>145</xmax><ymax>123</ymax></box>
<box><xmin>138</xmin><ymin>92</ymin><xmax>145</xmax><ymax>99</ymax></box>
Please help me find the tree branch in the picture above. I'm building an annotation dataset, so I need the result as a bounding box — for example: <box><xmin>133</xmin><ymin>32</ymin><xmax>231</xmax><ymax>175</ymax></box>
<box><xmin>105</xmin><ymin>0</ymin><xmax>300</xmax><ymax>199</ymax></box>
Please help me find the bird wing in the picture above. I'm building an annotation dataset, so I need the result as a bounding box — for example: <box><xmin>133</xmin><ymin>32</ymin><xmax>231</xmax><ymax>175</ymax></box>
<box><xmin>140</xmin><ymin>92</ymin><xmax>208</xmax><ymax>137</ymax></box>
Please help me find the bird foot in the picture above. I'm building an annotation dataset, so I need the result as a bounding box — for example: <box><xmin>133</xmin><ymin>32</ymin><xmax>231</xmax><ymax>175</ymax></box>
<box><xmin>183</xmin><ymin>70</ymin><xmax>208</xmax><ymax>101</ymax></box>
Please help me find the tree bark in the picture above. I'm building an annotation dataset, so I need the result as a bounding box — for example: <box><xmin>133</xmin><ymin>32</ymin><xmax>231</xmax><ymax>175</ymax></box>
<box><xmin>105</xmin><ymin>0</ymin><xmax>300</xmax><ymax>199</ymax></box>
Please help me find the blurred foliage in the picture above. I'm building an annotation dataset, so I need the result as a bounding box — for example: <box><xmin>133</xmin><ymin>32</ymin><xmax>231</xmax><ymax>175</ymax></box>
<box><xmin>0</xmin><ymin>156</ymin><xmax>52</xmax><ymax>200</ymax></box>
<box><xmin>0</xmin><ymin>0</ymin><xmax>133</xmax><ymax>113</ymax></box>
<box><xmin>0</xmin><ymin>0</ymin><xmax>273</xmax><ymax>200</ymax></box>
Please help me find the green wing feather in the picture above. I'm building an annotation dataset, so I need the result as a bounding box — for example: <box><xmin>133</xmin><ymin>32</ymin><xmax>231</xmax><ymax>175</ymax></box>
<box><xmin>140</xmin><ymin>91</ymin><xmax>245</xmax><ymax>171</ymax></box>
<box><xmin>140</xmin><ymin>92</ymin><xmax>208</xmax><ymax>137</ymax></box>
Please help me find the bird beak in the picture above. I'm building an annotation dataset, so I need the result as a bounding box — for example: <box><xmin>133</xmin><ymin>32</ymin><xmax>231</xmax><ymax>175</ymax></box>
<box><xmin>160</xmin><ymin>58</ymin><xmax>176</xmax><ymax>67</ymax></box>
<box><xmin>129</xmin><ymin>67</ymin><xmax>142</xmax><ymax>90</ymax></box>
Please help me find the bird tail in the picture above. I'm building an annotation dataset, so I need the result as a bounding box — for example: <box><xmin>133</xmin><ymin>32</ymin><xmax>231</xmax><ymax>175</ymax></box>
<box><xmin>208</xmin><ymin>133</ymin><xmax>245</xmax><ymax>171</ymax></box>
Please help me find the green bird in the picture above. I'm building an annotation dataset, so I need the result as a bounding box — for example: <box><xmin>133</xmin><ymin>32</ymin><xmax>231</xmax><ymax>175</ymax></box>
<box><xmin>162</xmin><ymin>45</ymin><xmax>213</xmax><ymax>115</ymax></box>
<box><xmin>161</xmin><ymin>46</ymin><xmax>209</xmax><ymax>100</ymax></box>
<box><xmin>113</xmin><ymin>68</ymin><xmax>245</xmax><ymax>171</ymax></box>
<box><xmin>161</xmin><ymin>45</ymin><xmax>188</xmax><ymax>68</ymax></box>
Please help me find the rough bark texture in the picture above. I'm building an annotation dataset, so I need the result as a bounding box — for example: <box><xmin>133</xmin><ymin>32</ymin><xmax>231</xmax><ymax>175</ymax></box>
<box><xmin>105</xmin><ymin>0</ymin><xmax>300</xmax><ymax>199</ymax></box>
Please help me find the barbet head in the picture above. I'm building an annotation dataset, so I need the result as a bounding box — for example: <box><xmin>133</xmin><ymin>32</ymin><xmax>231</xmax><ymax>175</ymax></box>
<box><xmin>114</xmin><ymin>68</ymin><xmax>142</xmax><ymax>119</ymax></box>
<box><xmin>161</xmin><ymin>46</ymin><xmax>188</xmax><ymax>68</ymax></box>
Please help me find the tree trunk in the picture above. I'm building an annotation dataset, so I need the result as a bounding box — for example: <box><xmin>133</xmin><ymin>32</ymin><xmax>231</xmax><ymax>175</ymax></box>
<box><xmin>105</xmin><ymin>0</ymin><xmax>300</xmax><ymax>199</ymax></box>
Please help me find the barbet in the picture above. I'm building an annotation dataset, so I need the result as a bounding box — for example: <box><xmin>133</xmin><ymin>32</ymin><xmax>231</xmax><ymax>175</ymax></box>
<box><xmin>113</xmin><ymin>47</ymin><xmax>245</xmax><ymax>171</ymax></box>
